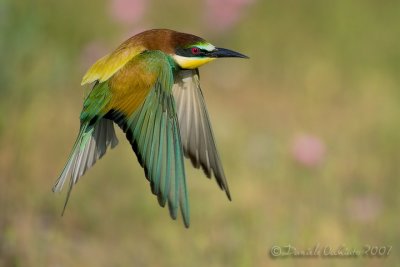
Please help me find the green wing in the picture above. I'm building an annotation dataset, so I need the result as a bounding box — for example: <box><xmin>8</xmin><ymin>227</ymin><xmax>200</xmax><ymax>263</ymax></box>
<box><xmin>107</xmin><ymin>51</ymin><xmax>190</xmax><ymax>227</ymax></box>
<box><xmin>53</xmin><ymin>82</ymin><xmax>118</xmax><ymax>213</ymax></box>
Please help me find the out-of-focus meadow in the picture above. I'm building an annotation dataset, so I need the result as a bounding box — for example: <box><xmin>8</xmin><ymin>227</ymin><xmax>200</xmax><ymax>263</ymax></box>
<box><xmin>1</xmin><ymin>0</ymin><xmax>399</xmax><ymax>266</ymax></box>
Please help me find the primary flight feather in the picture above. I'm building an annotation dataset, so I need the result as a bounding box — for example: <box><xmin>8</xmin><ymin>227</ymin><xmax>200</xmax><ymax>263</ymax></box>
<box><xmin>53</xmin><ymin>29</ymin><xmax>248</xmax><ymax>227</ymax></box>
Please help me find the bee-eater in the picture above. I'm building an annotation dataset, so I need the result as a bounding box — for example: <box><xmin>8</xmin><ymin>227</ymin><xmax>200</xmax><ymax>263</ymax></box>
<box><xmin>53</xmin><ymin>29</ymin><xmax>248</xmax><ymax>228</ymax></box>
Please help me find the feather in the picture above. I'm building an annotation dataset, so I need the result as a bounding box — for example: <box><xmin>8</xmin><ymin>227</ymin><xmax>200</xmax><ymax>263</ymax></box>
<box><xmin>105</xmin><ymin>51</ymin><xmax>190</xmax><ymax>227</ymax></box>
<box><xmin>172</xmin><ymin>69</ymin><xmax>231</xmax><ymax>200</ymax></box>
<box><xmin>81</xmin><ymin>46</ymin><xmax>145</xmax><ymax>85</ymax></box>
<box><xmin>53</xmin><ymin>119</ymin><xmax>118</xmax><ymax>214</ymax></box>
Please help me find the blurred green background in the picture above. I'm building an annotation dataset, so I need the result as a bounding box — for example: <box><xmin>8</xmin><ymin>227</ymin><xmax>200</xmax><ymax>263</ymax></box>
<box><xmin>1</xmin><ymin>0</ymin><xmax>399</xmax><ymax>266</ymax></box>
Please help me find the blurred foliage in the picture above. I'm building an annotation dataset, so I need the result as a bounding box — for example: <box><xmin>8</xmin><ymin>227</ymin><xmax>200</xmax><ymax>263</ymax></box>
<box><xmin>1</xmin><ymin>0</ymin><xmax>400</xmax><ymax>266</ymax></box>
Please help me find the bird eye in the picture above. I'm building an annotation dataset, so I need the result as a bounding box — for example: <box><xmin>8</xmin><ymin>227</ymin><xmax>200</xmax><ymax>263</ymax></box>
<box><xmin>191</xmin><ymin>47</ymin><xmax>200</xmax><ymax>55</ymax></box>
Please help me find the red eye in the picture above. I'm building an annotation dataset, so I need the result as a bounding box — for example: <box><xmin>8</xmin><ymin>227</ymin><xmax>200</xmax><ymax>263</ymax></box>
<box><xmin>191</xmin><ymin>47</ymin><xmax>200</xmax><ymax>55</ymax></box>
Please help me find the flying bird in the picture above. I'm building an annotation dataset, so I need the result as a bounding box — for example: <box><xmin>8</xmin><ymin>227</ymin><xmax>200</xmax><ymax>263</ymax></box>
<box><xmin>53</xmin><ymin>29</ymin><xmax>248</xmax><ymax>227</ymax></box>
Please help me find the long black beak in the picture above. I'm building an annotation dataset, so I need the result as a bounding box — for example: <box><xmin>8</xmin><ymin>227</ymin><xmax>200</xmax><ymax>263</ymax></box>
<box><xmin>209</xmin><ymin>47</ymin><xmax>249</xmax><ymax>58</ymax></box>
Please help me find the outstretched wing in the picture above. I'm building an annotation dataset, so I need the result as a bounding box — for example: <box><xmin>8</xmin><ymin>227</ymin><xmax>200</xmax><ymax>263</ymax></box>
<box><xmin>172</xmin><ymin>69</ymin><xmax>231</xmax><ymax>200</ymax></box>
<box><xmin>106</xmin><ymin>51</ymin><xmax>190</xmax><ymax>227</ymax></box>
<box><xmin>53</xmin><ymin>80</ymin><xmax>119</xmax><ymax>214</ymax></box>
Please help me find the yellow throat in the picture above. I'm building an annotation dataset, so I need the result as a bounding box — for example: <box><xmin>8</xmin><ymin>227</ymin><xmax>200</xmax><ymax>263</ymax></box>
<box><xmin>172</xmin><ymin>55</ymin><xmax>216</xmax><ymax>69</ymax></box>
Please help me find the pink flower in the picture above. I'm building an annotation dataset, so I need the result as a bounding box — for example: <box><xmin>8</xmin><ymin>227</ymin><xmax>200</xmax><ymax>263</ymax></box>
<box><xmin>109</xmin><ymin>0</ymin><xmax>146</xmax><ymax>25</ymax></box>
<box><xmin>291</xmin><ymin>134</ymin><xmax>326</xmax><ymax>168</ymax></box>
<box><xmin>204</xmin><ymin>0</ymin><xmax>255</xmax><ymax>32</ymax></box>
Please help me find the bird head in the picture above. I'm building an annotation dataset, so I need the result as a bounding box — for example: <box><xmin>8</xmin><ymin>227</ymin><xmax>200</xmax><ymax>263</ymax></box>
<box><xmin>173</xmin><ymin>41</ymin><xmax>249</xmax><ymax>69</ymax></box>
<box><xmin>134</xmin><ymin>29</ymin><xmax>248</xmax><ymax>69</ymax></box>
<box><xmin>171</xmin><ymin>32</ymin><xmax>249</xmax><ymax>69</ymax></box>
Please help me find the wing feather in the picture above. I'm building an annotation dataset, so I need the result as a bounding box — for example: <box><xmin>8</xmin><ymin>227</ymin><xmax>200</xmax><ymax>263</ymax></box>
<box><xmin>53</xmin><ymin>119</ymin><xmax>119</xmax><ymax>214</ymax></box>
<box><xmin>106</xmin><ymin>51</ymin><xmax>190</xmax><ymax>227</ymax></box>
<box><xmin>172</xmin><ymin>69</ymin><xmax>231</xmax><ymax>200</ymax></box>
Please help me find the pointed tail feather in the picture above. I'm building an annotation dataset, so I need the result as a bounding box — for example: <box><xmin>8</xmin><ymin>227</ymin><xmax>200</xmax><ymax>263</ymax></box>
<box><xmin>53</xmin><ymin>119</ymin><xmax>118</xmax><ymax>214</ymax></box>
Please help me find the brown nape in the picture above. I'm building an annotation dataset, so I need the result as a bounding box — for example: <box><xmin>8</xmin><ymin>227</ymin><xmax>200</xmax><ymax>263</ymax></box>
<box><xmin>119</xmin><ymin>29</ymin><xmax>206</xmax><ymax>54</ymax></box>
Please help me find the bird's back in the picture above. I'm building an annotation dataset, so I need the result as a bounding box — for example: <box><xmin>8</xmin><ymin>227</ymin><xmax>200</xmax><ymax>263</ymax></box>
<box><xmin>81</xmin><ymin>29</ymin><xmax>205</xmax><ymax>85</ymax></box>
